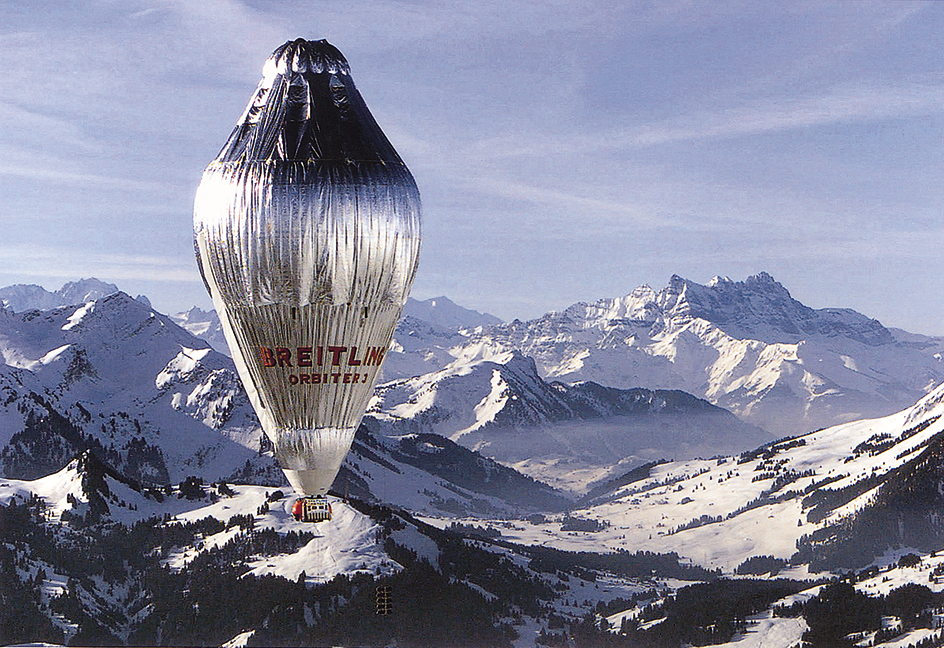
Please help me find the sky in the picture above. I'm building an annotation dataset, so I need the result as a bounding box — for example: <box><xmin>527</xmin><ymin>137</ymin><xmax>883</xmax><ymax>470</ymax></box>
<box><xmin>1</xmin><ymin>1</ymin><xmax>943</xmax><ymax>334</ymax></box>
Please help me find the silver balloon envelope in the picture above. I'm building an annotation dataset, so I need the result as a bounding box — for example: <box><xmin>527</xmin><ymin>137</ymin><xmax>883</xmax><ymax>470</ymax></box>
<box><xmin>193</xmin><ymin>39</ymin><xmax>421</xmax><ymax>496</ymax></box>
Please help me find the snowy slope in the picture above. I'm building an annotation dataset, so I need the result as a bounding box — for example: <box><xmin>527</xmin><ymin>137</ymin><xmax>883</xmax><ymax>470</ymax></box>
<box><xmin>0</xmin><ymin>451</ymin><xmax>679</xmax><ymax>648</ymax></box>
<box><xmin>0</xmin><ymin>451</ymin><xmax>396</xmax><ymax>583</ymax></box>
<box><xmin>0</xmin><ymin>291</ymin><xmax>274</xmax><ymax>485</ymax></box>
<box><xmin>421</xmin><ymin>382</ymin><xmax>944</xmax><ymax>574</ymax></box>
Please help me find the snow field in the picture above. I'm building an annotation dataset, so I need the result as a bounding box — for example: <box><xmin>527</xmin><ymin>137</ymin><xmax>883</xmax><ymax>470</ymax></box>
<box><xmin>418</xmin><ymin>387</ymin><xmax>944</xmax><ymax>576</ymax></box>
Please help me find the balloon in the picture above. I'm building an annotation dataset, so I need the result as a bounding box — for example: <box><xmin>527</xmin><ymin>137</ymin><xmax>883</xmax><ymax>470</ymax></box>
<box><xmin>193</xmin><ymin>39</ymin><xmax>421</xmax><ymax>497</ymax></box>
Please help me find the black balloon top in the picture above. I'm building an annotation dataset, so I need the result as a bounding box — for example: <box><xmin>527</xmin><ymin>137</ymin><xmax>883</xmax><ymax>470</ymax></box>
<box><xmin>215</xmin><ymin>39</ymin><xmax>406</xmax><ymax>166</ymax></box>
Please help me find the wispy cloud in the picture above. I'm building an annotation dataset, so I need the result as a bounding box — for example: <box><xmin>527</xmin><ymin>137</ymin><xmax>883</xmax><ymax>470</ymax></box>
<box><xmin>0</xmin><ymin>245</ymin><xmax>200</xmax><ymax>284</ymax></box>
<box><xmin>608</xmin><ymin>80</ymin><xmax>944</xmax><ymax>149</ymax></box>
<box><xmin>0</xmin><ymin>101</ymin><xmax>108</xmax><ymax>154</ymax></box>
<box><xmin>463</xmin><ymin>78</ymin><xmax>944</xmax><ymax>167</ymax></box>
<box><xmin>464</xmin><ymin>176</ymin><xmax>680</xmax><ymax>232</ymax></box>
<box><xmin>0</xmin><ymin>159</ymin><xmax>176</xmax><ymax>192</ymax></box>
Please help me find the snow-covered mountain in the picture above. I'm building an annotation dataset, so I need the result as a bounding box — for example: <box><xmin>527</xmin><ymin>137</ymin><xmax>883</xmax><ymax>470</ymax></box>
<box><xmin>0</xmin><ymin>278</ymin><xmax>120</xmax><ymax>312</ymax></box>
<box><xmin>0</xmin><ymin>287</ymin><xmax>570</xmax><ymax>516</ymax></box>
<box><xmin>169</xmin><ymin>305</ymin><xmax>228</xmax><ymax>355</ymax></box>
<box><xmin>341</xmin><ymin>421</ymin><xmax>571</xmax><ymax>515</ymax></box>
<box><xmin>410</xmin><ymin>273</ymin><xmax>944</xmax><ymax>438</ymax></box>
<box><xmin>401</xmin><ymin>295</ymin><xmax>502</xmax><ymax>330</ymax></box>
<box><xmin>0</xmin><ymin>291</ymin><xmax>268</xmax><ymax>486</ymax></box>
<box><xmin>369</xmin><ymin>350</ymin><xmax>770</xmax><ymax>492</ymax></box>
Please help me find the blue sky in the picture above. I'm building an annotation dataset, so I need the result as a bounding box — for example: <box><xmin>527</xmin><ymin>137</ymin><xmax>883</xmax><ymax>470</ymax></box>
<box><xmin>2</xmin><ymin>1</ymin><xmax>943</xmax><ymax>334</ymax></box>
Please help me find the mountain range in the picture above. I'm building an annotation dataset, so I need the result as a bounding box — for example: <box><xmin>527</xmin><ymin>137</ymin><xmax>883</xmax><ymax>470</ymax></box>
<box><xmin>4</xmin><ymin>275</ymin><xmax>944</xmax><ymax>646</ymax></box>
<box><xmin>2</xmin><ymin>273</ymin><xmax>942</xmax><ymax>499</ymax></box>
<box><xmin>0</xmin><ymin>286</ymin><xmax>567</xmax><ymax>517</ymax></box>
<box><xmin>378</xmin><ymin>273</ymin><xmax>944</xmax><ymax>440</ymax></box>
<box><xmin>133</xmin><ymin>271</ymin><xmax>944</xmax><ymax>445</ymax></box>
<box><xmin>0</xmin><ymin>278</ymin><xmax>122</xmax><ymax>313</ymax></box>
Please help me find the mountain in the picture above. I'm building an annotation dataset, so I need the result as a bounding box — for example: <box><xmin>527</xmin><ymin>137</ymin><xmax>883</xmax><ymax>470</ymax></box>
<box><xmin>341</xmin><ymin>421</ymin><xmax>571</xmax><ymax>515</ymax></box>
<box><xmin>420</xmin><ymin>273</ymin><xmax>944</xmax><ymax>437</ymax></box>
<box><xmin>382</xmin><ymin>314</ymin><xmax>471</xmax><ymax>382</ymax></box>
<box><xmin>0</xmin><ymin>278</ymin><xmax>120</xmax><ymax>312</ymax></box>
<box><xmin>369</xmin><ymin>350</ymin><xmax>771</xmax><ymax>492</ymax></box>
<box><xmin>401</xmin><ymin>295</ymin><xmax>502</xmax><ymax>330</ymax></box>
<box><xmin>169</xmin><ymin>305</ymin><xmax>229</xmax><ymax>355</ymax></box>
<box><xmin>0</xmin><ymin>291</ymin><xmax>271</xmax><ymax>486</ymax></box>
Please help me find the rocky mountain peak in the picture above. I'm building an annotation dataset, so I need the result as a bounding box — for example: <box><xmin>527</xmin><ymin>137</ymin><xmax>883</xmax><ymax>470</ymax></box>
<box><xmin>0</xmin><ymin>278</ymin><xmax>118</xmax><ymax>313</ymax></box>
<box><xmin>651</xmin><ymin>273</ymin><xmax>893</xmax><ymax>346</ymax></box>
<box><xmin>402</xmin><ymin>295</ymin><xmax>502</xmax><ymax>330</ymax></box>
<box><xmin>57</xmin><ymin>279</ymin><xmax>119</xmax><ymax>306</ymax></box>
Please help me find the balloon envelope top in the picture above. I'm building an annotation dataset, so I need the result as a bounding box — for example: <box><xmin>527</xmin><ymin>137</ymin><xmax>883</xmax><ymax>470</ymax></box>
<box><xmin>193</xmin><ymin>39</ymin><xmax>421</xmax><ymax>496</ymax></box>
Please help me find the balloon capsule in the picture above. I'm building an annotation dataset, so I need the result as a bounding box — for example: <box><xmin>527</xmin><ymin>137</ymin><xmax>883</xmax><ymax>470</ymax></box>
<box><xmin>292</xmin><ymin>496</ymin><xmax>332</xmax><ymax>523</ymax></box>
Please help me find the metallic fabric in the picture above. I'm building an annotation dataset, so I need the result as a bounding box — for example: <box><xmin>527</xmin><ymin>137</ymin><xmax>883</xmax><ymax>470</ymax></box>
<box><xmin>194</xmin><ymin>39</ymin><xmax>421</xmax><ymax>496</ymax></box>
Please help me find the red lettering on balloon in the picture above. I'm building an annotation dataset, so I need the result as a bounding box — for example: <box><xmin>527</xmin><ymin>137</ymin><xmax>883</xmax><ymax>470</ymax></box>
<box><xmin>260</xmin><ymin>344</ymin><xmax>387</xmax><ymax>373</ymax></box>
<box><xmin>284</xmin><ymin>372</ymin><xmax>372</xmax><ymax>386</ymax></box>
<box><xmin>259</xmin><ymin>347</ymin><xmax>276</xmax><ymax>367</ymax></box>
<box><xmin>327</xmin><ymin>346</ymin><xmax>347</xmax><ymax>366</ymax></box>
<box><xmin>276</xmin><ymin>347</ymin><xmax>292</xmax><ymax>367</ymax></box>
<box><xmin>297</xmin><ymin>347</ymin><xmax>312</xmax><ymax>367</ymax></box>
<box><xmin>348</xmin><ymin>347</ymin><xmax>361</xmax><ymax>366</ymax></box>
<box><xmin>366</xmin><ymin>347</ymin><xmax>386</xmax><ymax>366</ymax></box>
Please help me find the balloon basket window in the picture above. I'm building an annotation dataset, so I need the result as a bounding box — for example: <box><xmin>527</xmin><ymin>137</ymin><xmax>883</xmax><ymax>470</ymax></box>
<box><xmin>292</xmin><ymin>496</ymin><xmax>332</xmax><ymax>523</ymax></box>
